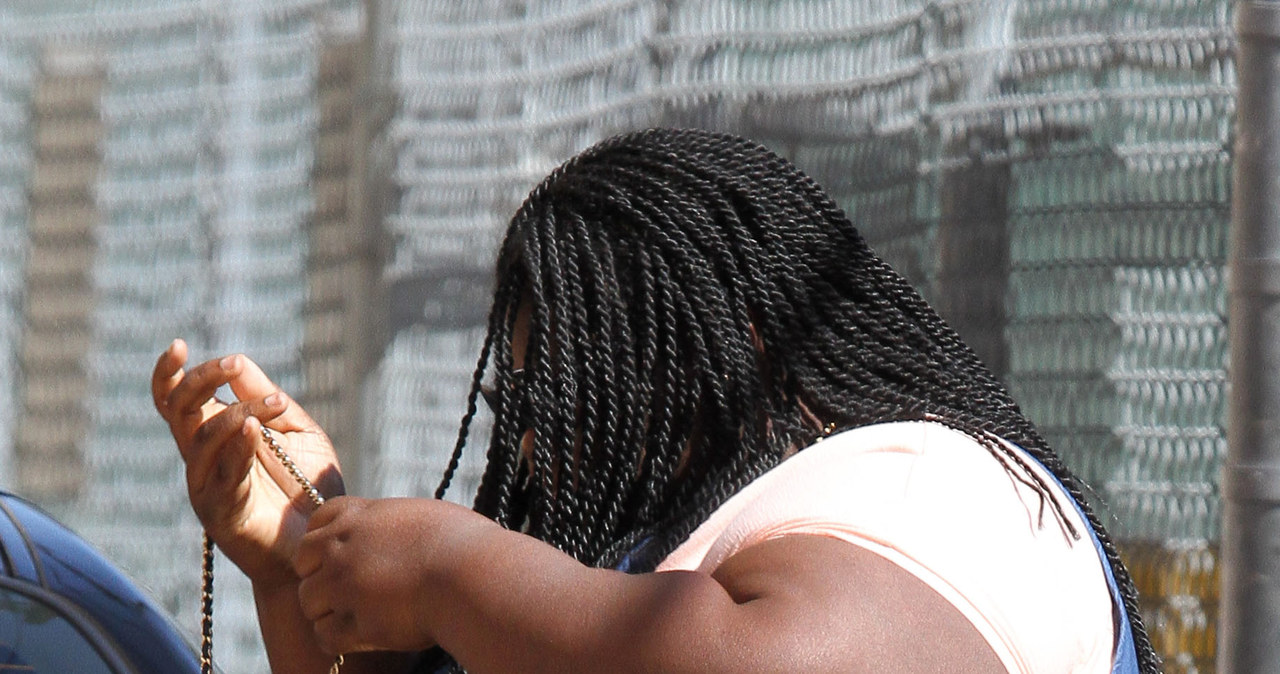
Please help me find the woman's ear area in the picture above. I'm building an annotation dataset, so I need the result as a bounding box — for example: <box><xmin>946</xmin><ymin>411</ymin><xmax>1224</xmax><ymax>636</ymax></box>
<box><xmin>512</xmin><ymin>297</ymin><xmax>532</xmax><ymax>370</ymax></box>
<box><xmin>748</xmin><ymin>321</ymin><xmax>766</xmax><ymax>355</ymax></box>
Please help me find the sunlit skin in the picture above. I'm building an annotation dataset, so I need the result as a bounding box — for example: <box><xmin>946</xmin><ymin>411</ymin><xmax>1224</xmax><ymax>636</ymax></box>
<box><xmin>153</xmin><ymin>330</ymin><xmax>1004</xmax><ymax>673</ymax></box>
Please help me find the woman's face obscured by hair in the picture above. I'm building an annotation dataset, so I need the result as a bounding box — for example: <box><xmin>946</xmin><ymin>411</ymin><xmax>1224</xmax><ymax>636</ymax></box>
<box><xmin>506</xmin><ymin>299</ymin><xmax>535</xmax><ymax>464</ymax></box>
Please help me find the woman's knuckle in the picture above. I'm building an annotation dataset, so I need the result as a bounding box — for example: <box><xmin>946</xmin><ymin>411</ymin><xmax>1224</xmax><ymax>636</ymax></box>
<box><xmin>192</xmin><ymin>419</ymin><xmax>216</xmax><ymax>446</ymax></box>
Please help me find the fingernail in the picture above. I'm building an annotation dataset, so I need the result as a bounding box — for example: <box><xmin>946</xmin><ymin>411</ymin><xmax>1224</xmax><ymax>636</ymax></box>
<box><xmin>264</xmin><ymin>393</ymin><xmax>282</xmax><ymax>407</ymax></box>
<box><xmin>167</xmin><ymin>339</ymin><xmax>179</xmax><ymax>353</ymax></box>
<box><xmin>220</xmin><ymin>355</ymin><xmax>236</xmax><ymax>371</ymax></box>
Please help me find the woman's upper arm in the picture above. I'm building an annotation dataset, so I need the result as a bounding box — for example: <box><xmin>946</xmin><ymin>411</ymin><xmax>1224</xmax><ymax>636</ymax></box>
<box><xmin>626</xmin><ymin>534</ymin><xmax>1006</xmax><ymax>673</ymax></box>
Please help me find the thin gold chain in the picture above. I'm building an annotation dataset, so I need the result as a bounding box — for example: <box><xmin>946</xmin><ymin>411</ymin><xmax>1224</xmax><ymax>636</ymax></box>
<box><xmin>200</xmin><ymin>533</ymin><xmax>214</xmax><ymax>672</ymax></box>
<box><xmin>200</xmin><ymin>425</ymin><xmax>343</xmax><ymax>674</ymax></box>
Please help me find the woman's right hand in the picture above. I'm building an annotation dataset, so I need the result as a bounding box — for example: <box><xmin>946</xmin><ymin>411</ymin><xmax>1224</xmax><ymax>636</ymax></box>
<box><xmin>152</xmin><ymin>339</ymin><xmax>345</xmax><ymax>589</ymax></box>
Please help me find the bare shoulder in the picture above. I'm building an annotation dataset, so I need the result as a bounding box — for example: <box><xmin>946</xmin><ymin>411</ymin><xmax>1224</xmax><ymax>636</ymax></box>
<box><xmin>708</xmin><ymin>534</ymin><xmax>1007</xmax><ymax>673</ymax></box>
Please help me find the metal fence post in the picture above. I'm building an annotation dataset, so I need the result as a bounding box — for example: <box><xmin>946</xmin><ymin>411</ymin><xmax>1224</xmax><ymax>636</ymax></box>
<box><xmin>1222</xmin><ymin>2</ymin><xmax>1280</xmax><ymax>671</ymax></box>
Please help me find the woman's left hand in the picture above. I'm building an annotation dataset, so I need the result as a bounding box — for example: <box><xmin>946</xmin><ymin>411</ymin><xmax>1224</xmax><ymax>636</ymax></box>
<box><xmin>294</xmin><ymin>496</ymin><xmax>448</xmax><ymax>655</ymax></box>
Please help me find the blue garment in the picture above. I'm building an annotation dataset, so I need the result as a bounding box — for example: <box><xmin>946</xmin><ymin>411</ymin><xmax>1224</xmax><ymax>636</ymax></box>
<box><xmin>1042</xmin><ymin>472</ymin><xmax>1141</xmax><ymax>674</ymax></box>
<box><xmin>613</xmin><ymin>535</ymin><xmax>654</xmax><ymax>574</ymax></box>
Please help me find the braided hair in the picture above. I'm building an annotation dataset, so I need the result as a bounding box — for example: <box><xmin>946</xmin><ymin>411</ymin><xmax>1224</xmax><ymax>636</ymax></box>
<box><xmin>430</xmin><ymin>128</ymin><xmax>1158</xmax><ymax>672</ymax></box>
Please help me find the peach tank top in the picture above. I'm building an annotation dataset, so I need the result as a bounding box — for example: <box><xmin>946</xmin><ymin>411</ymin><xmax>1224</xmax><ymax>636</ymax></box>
<box><xmin>656</xmin><ymin>421</ymin><xmax>1115</xmax><ymax>674</ymax></box>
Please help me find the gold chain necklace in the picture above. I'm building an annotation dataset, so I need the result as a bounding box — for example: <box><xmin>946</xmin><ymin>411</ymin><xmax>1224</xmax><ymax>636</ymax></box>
<box><xmin>200</xmin><ymin>425</ymin><xmax>343</xmax><ymax>674</ymax></box>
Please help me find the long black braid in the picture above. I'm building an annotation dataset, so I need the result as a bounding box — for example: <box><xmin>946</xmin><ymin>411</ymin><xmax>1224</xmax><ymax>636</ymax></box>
<box><xmin>427</xmin><ymin>128</ymin><xmax>1159</xmax><ymax>673</ymax></box>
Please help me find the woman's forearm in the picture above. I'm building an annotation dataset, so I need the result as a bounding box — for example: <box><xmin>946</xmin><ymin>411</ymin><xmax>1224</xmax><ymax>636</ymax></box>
<box><xmin>415</xmin><ymin>504</ymin><xmax>743</xmax><ymax>674</ymax></box>
<box><xmin>294</xmin><ymin>497</ymin><xmax>759</xmax><ymax>673</ymax></box>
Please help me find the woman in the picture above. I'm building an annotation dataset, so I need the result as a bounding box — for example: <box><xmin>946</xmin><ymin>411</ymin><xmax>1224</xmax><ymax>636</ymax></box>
<box><xmin>153</xmin><ymin>128</ymin><xmax>1155</xmax><ymax>672</ymax></box>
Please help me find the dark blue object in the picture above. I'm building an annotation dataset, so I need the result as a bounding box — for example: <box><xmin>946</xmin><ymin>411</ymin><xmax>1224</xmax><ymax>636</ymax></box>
<box><xmin>0</xmin><ymin>491</ymin><xmax>200</xmax><ymax>674</ymax></box>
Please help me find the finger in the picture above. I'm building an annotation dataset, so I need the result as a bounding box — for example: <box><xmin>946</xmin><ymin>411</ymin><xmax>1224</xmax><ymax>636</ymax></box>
<box><xmin>228</xmin><ymin>356</ymin><xmax>319</xmax><ymax>432</ymax></box>
<box><xmin>306</xmin><ymin>497</ymin><xmax>348</xmax><ymax>532</ymax></box>
<box><xmin>311</xmin><ymin>609</ymin><xmax>356</xmax><ymax>656</ymax></box>
<box><xmin>294</xmin><ymin>504</ymin><xmax>345</xmax><ymax>578</ymax></box>
<box><xmin>187</xmin><ymin>416</ymin><xmax>259</xmax><ymax>512</ymax></box>
<box><xmin>151</xmin><ymin>339</ymin><xmax>188</xmax><ymax>419</ymax></box>
<box><xmin>166</xmin><ymin>354</ymin><xmax>243</xmax><ymax>419</ymax></box>
<box><xmin>297</xmin><ymin>572</ymin><xmax>335</xmax><ymax>622</ymax></box>
<box><xmin>294</xmin><ymin>537</ymin><xmax>322</xmax><ymax>580</ymax></box>
<box><xmin>183</xmin><ymin>395</ymin><xmax>288</xmax><ymax>467</ymax></box>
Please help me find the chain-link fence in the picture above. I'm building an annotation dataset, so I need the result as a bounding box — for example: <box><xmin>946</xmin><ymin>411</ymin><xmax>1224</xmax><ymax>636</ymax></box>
<box><xmin>0</xmin><ymin>1</ymin><xmax>1233</xmax><ymax>670</ymax></box>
